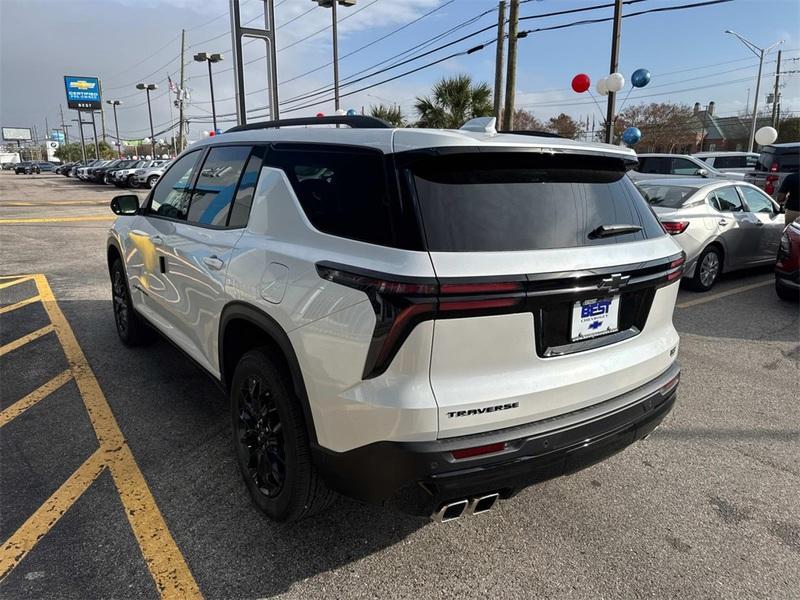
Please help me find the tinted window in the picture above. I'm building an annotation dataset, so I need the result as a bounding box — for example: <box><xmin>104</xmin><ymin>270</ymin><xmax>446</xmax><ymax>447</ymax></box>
<box><xmin>739</xmin><ymin>186</ymin><xmax>774</xmax><ymax>214</ymax></box>
<box><xmin>712</xmin><ymin>187</ymin><xmax>743</xmax><ymax>212</ymax></box>
<box><xmin>409</xmin><ymin>153</ymin><xmax>664</xmax><ymax>252</ymax></box>
<box><xmin>671</xmin><ymin>158</ymin><xmax>701</xmax><ymax>175</ymax></box>
<box><xmin>228</xmin><ymin>147</ymin><xmax>265</xmax><ymax>228</ymax></box>
<box><xmin>715</xmin><ymin>156</ymin><xmax>748</xmax><ymax>169</ymax></box>
<box><xmin>266</xmin><ymin>146</ymin><xmax>395</xmax><ymax>246</ymax></box>
<box><xmin>638</xmin><ymin>157</ymin><xmax>671</xmax><ymax>173</ymax></box>
<box><xmin>638</xmin><ymin>184</ymin><xmax>698</xmax><ymax>208</ymax></box>
<box><xmin>775</xmin><ymin>150</ymin><xmax>800</xmax><ymax>172</ymax></box>
<box><xmin>187</xmin><ymin>145</ymin><xmax>252</xmax><ymax>226</ymax></box>
<box><xmin>148</xmin><ymin>151</ymin><xmax>201</xmax><ymax>220</ymax></box>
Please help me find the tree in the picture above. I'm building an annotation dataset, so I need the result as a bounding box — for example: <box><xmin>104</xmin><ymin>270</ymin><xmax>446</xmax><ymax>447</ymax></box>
<box><xmin>54</xmin><ymin>141</ymin><xmax>116</xmax><ymax>162</ymax></box>
<box><xmin>547</xmin><ymin>113</ymin><xmax>583</xmax><ymax>139</ymax></box>
<box><xmin>613</xmin><ymin>102</ymin><xmax>697</xmax><ymax>151</ymax></box>
<box><xmin>370</xmin><ymin>104</ymin><xmax>406</xmax><ymax>127</ymax></box>
<box><xmin>414</xmin><ymin>74</ymin><xmax>492</xmax><ymax>128</ymax></box>
<box><xmin>512</xmin><ymin>109</ymin><xmax>546</xmax><ymax>131</ymax></box>
<box><xmin>777</xmin><ymin>116</ymin><xmax>800</xmax><ymax>143</ymax></box>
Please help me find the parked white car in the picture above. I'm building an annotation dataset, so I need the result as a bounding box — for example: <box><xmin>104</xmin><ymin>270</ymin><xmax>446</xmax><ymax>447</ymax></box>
<box><xmin>630</xmin><ymin>153</ymin><xmax>744</xmax><ymax>181</ymax></box>
<box><xmin>107</xmin><ymin>115</ymin><xmax>683</xmax><ymax>523</ymax></box>
<box><xmin>637</xmin><ymin>178</ymin><xmax>786</xmax><ymax>291</ymax></box>
<box><xmin>693</xmin><ymin>151</ymin><xmax>758</xmax><ymax>174</ymax></box>
<box><xmin>132</xmin><ymin>160</ymin><xmax>172</xmax><ymax>188</ymax></box>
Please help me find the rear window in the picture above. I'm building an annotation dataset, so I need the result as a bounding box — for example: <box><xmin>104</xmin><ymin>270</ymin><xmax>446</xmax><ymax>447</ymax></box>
<box><xmin>638</xmin><ymin>184</ymin><xmax>697</xmax><ymax>208</ymax></box>
<box><xmin>408</xmin><ymin>153</ymin><xmax>664</xmax><ymax>252</ymax></box>
<box><xmin>713</xmin><ymin>155</ymin><xmax>757</xmax><ymax>169</ymax></box>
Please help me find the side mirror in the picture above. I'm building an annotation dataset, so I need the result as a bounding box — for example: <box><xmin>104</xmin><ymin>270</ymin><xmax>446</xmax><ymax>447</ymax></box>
<box><xmin>778</xmin><ymin>204</ymin><xmax>786</xmax><ymax>214</ymax></box>
<box><xmin>110</xmin><ymin>194</ymin><xmax>139</xmax><ymax>216</ymax></box>
<box><xmin>697</xmin><ymin>169</ymin><xmax>708</xmax><ymax>177</ymax></box>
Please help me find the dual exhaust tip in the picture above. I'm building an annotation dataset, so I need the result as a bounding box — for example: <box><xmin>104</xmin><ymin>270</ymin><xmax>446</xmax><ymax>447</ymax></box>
<box><xmin>433</xmin><ymin>493</ymin><xmax>500</xmax><ymax>522</ymax></box>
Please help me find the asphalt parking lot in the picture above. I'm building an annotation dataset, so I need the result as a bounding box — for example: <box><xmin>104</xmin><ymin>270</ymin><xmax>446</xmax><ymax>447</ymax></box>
<box><xmin>1</xmin><ymin>171</ymin><xmax>798</xmax><ymax>600</ymax></box>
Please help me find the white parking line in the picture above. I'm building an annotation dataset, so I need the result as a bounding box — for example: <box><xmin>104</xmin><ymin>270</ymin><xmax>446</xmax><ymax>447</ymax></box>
<box><xmin>677</xmin><ymin>278</ymin><xmax>773</xmax><ymax>309</ymax></box>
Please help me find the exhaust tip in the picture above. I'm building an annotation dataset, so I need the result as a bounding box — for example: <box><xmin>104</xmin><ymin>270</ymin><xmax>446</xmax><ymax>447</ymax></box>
<box><xmin>469</xmin><ymin>493</ymin><xmax>500</xmax><ymax>515</ymax></box>
<box><xmin>434</xmin><ymin>499</ymin><xmax>469</xmax><ymax>522</ymax></box>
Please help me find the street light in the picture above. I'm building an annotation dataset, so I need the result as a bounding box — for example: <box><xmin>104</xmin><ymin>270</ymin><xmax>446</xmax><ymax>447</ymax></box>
<box><xmin>194</xmin><ymin>52</ymin><xmax>223</xmax><ymax>131</ymax></box>
<box><xmin>724</xmin><ymin>30</ymin><xmax>784</xmax><ymax>151</ymax></box>
<box><xmin>106</xmin><ymin>99</ymin><xmax>122</xmax><ymax>158</ymax></box>
<box><xmin>136</xmin><ymin>83</ymin><xmax>158</xmax><ymax>158</ymax></box>
<box><xmin>313</xmin><ymin>0</ymin><xmax>356</xmax><ymax>111</ymax></box>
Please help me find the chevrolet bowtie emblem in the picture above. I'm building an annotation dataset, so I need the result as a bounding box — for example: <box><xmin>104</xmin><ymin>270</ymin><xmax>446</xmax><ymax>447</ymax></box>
<box><xmin>598</xmin><ymin>273</ymin><xmax>630</xmax><ymax>293</ymax></box>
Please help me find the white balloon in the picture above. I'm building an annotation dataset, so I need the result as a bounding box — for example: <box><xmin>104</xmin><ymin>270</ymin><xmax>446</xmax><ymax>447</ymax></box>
<box><xmin>595</xmin><ymin>78</ymin><xmax>609</xmax><ymax>96</ymax></box>
<box><xmin>754</xmin><ymin>126</ymin><xmax>778</xmax><ymax>146</ymax></box>
<box><xmin>335</xmin><ymin>108</ymin><xmax>346</xmax><ymax>116</ymax></box>
<box><xmin>606</xmin><ymin>72</ymin><xmax>625</xmax><ymax>93</ymax></box>
<box><xmin>202</xmin><ymin>131</ymin><xmax>210</xmax><ymax>138</ymax></box>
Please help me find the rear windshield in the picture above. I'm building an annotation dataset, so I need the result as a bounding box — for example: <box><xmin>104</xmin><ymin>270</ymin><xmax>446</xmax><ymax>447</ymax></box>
<box><xmin>637</xmin><ymin>184</ymin><xmax>698</xmax><ymax>208</ymax></box>
<box><xmin>757</xmin><ymin>148</ymin><xmax>800</xmax><ymax>172</ymax></box>
<box><xmin>407</xmin><ymin>153</ymin><xmax>664</xmax><ymax>252</ymax></box>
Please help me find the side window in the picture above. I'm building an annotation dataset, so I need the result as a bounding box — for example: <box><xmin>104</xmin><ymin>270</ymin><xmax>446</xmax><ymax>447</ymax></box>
<box><xmin>265</xmin><ymin>146</ymin><xmax>395</xmax><ymax>247</ymax></box>
<box><xmin>707</xmin><ymin>194</ymin><xmax>721</xmax><ymax>211</ymax></box>
<box><xmin>713</xmin><ymin>187</ymin><xmax>744</xmax><ymax>212</ymax></box>
<box><xmin>639</xmin><ymin>157</ymin><xmax>670</xmax><ymax>173</ymax></box>
<box><xmin>228</xmin><ymin>147</ymin><xmax>266</xmax><ymax>228</ymax></box>
<box><xmin>187</xmin><ymin>145</ymin><xmax>252</xmax><ymax>226</ymax></box>
<box><xmin>148</xmin><ymin>151</ymin><xmax>202</xmax><ymax>220</ymax></box>
<box><xmin>671</xmin><ymin>158</ymin><xmax>701</xmax><ymax>175</ymax></box>
<box><xmin>739</xmin><ymin>186</ymin><xmax>774</xmax><ymax>214</ymax></box>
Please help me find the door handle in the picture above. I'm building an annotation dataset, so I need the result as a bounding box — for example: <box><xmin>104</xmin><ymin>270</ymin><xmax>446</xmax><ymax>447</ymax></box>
<box><xmin>718</xmin><ymin>219</ymin><xmax>729</xmax><ymax>226</ymax></box>
<box><xmin>151</xmin><ymin>235</ymin><xmax>164</xmax><ymax>246</ymax></box>
<box><xmin>754</xmin><ymin>220</ymin><xmax>764</xmax><ymax>226</ymax></box>
<box><xmin>202</xmin><ymin>256</ymin><xmax>224</xmax><ymax>271</ymax></box>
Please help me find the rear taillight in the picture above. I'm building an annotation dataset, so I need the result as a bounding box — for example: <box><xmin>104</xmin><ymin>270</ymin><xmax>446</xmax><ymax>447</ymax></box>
<box><xmin>316</xmin><ymin>265</ymin><xmax>524</xmax><ymax>378</ymax></box>
<box><xmin>778</xmin><ymin>233</ymin><xmax>791</xmax><ymax>260</ymax></box>
<box><xmin>666</xmin><ymin>255</ymin><xmax>686</xmax><ymax>281</ymax></box>
<box><xmin>661</xmin><ymin>221</ymin><xmax>690</xmax><ymax>235</ymax></box>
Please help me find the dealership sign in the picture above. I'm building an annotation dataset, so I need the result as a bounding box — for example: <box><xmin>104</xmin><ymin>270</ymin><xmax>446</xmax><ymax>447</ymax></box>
<box><xmin>64</xmin><ymin>76</ymin><xmax>102</xmax><ymax>110</ymax></box>
<box><xmin>1</xmin><ymin>127</ymin><xmax>32</xmax><ymax>141</ymax></box>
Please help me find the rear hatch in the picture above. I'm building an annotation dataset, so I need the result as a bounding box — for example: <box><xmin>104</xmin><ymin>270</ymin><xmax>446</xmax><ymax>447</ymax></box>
<box><xmin>400</xmin><ymin>150</ymin><xmax>683</xmax><ymax>438</ymax></box>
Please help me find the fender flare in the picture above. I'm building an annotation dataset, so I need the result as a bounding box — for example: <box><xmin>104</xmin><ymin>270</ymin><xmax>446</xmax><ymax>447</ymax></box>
<box><xmin>218</xmin><ymin>301</ymin><xmax>318</xmax><ymax>445</ymax></box>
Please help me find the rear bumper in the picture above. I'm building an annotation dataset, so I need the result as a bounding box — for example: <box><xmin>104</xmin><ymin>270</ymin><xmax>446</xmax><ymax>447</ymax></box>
<box><xmin>775</xmin><ymin>268</ymin><xmax>800</xmax><ymax>291</ymax></box>
<box><xmin>312</xmin><ymin>362</ymin><xmax>680</xmax><ymax>516</ymax></box>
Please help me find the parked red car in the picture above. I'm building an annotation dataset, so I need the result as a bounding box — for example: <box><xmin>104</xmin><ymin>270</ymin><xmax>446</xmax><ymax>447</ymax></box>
<box><xmin>775</xmin><ymin>219</ymin><xmax>800</xmax><ymax>301</ymax></box>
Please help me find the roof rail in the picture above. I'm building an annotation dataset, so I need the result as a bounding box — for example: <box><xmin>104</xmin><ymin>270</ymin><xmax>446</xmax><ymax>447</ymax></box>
<box><xmin>498</xmin><ymin>130</ymin><xmax>566</xmax><ymax>139</ymax></box>
<box><xmin>226</xmin><ymin>115</ymin><xmax>391</xmax><ymax>133</ymax></box>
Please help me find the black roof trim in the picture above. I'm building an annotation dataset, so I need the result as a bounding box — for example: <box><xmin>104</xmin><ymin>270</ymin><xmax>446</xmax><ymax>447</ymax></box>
<box><xmin>226</xmin><ymin>115</ymin><xmax>391</xmax><ymax>133</ymax></box>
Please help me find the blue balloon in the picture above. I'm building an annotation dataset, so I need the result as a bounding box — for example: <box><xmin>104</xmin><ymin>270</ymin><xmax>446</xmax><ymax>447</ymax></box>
<box><xmin>631</xmin><ymin>68</ymin><xmax>651</xmax><ymax>88</ymax></box>
<box><xmin>346</xmin><ymin>108</ymin><xmax>357</xmax><ymax>116</ymax></box>
<box><xmin>622</xmin><ymin>127</ymin><xmax>642</xmax><ymax>145</ymax></box>
<box><xmin>215</xmin><ymin>128</ymin><xmax>222</xmax><ymax>135</ymax></box>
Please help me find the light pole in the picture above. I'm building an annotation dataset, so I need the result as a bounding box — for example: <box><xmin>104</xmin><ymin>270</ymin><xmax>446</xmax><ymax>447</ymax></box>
<box><xmin>136</xmin><ymin>83</ymin><xmax>158</xmax><ymax>158</ymax></box>
<box><xmin>106</xmin><ymin>100</ymin><xmax>122</xmax><ymax>158</ymax></box>
<box><xmin>194</xmin><ymin>52</ymin><xmax>224</xmax><ymax>131</ymax></box>
<box><xmin>313</xmin><ymin>0</ymin><xmax>356</xmax><ymax>111</ymax></box>
<box><xmin>724</xmin><ymin>30</ymin><xmax>784</xmax><ymax>151</ymax></box>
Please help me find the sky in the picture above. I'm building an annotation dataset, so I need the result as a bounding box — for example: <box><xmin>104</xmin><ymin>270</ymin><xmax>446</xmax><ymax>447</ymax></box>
<box><xmin>1</xmin><ymin>0</ymin><xmax>799</xmax><ymax>145</ymax></box>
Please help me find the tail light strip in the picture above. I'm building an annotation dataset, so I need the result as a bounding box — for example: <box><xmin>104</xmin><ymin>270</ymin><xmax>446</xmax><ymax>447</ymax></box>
<box><xmin>316</xmin><ymin>252</ymin><xmax>684</xmax><ymax>379</ymax></box>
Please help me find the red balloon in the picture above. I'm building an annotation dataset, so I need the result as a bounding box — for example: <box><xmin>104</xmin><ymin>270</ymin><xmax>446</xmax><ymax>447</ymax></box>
<box><xmin>316</xmin><ymin>112</ymin><xmax>325</xmax><ymax>118</ymax></box>
<box><xmin>571</xmin><ymin>73</ymin><xmax>591</xmax><ymax>93</ymax></box>
<box><xmin>208</xmin><ymin>130</ymin><xmax>215</xmax><ymax>137</ymax></box>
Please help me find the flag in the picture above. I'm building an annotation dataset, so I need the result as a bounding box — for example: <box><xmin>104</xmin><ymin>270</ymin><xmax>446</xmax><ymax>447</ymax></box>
<box><xmin>168</xmin><ymin>75</ymin><xmax>176</xmax><ymax>94</ymax></box>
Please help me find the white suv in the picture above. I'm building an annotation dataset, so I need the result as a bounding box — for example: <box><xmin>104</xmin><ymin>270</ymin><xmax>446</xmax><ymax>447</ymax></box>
<box><xmin>107</xmin><ymin>116</ymin><xmax>683</xmax><ymax>522</ymax></box>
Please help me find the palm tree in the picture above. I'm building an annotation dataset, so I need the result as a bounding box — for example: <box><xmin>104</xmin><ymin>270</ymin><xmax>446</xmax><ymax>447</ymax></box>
<box><xmin>369</xmin><ymin>104</ymin><xmax>405</xmax><ymax>127</ymax></box>
<box><xmin>414</xmin><ymin>74</ymin><xmax>492</xmax><ymax>129</ymax></box>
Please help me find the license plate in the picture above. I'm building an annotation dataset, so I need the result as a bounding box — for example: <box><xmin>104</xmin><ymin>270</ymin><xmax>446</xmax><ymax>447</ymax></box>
<box><xmin>571</xmin><ymin>296</ymin><xmax>620</xmax><ymax>341</ymax></box>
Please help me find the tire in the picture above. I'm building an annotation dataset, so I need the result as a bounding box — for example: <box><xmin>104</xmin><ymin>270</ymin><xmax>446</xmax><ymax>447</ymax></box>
<box><xmin>126</xmin><ymin>175</ymin><xmax>135</xmax><ymax>188</ymax></box>
<box><xmin>110</xmin><ymin>259</ymin><xmax>152</xmax><ymax>346</ymax></box>
<box><xmin>147</xmin><ymin>175</ymin><xmax>159</xmax><ymax>189</ymax></box>
<box><xmin>776</xmin><ymin>280</ymin><xmax>799</xmax><ymax>302</ymax></box>
<box><xmin>230</xmin><ymin>349</ymin><xmax>336</xmax><ymax>522</ymax></box>
<box><xmin>689</xmin><ymin>246</ymin><xmax>722</xmax><ymax>292</ymax></box>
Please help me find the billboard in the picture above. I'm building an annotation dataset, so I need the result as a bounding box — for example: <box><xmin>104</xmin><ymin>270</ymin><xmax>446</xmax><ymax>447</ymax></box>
<box><xmin>64</xmin><ymin>75</ymin><xmax>102</xmax><ymax>110</ymax></box>
<box><xmin>2</xmin><ymin>127</ymin><xmax>32</xmax><ymax>141</ymax></box>
<box><xmin>51</xmin><ymin>130</ymin><xmax>66</xmax><ymax>143</ymax></box>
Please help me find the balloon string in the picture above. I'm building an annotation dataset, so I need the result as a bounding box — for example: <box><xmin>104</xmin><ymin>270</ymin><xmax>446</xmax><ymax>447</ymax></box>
<box><xmin>586</xmin><ymin>90</ymin><xmax>607</xmax><ymax>121</ymax></box>
<box><xmin>617</xmin><ymin>86</ymin><xmax>635</xmax><ymax>113</ymax></box>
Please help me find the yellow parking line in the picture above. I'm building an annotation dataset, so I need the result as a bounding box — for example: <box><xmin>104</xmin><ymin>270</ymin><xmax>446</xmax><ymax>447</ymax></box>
<box><xmin>0</xmin><ymin>276</ymin><xmax>33</xmax><ymax>289</ymax></box>
<box><xmin>0</xmin><ymin>295</ymin><xmax>41</xmax><ymax>315</ymax></box>
<box><xmin>0</xmin><ymin>449</ymin><xmax>107</xmax><ymax>579</ymax></box>
<box><xmin>0</xmin><ymin>369</ymin><xmax>73</xmax><ymax>428</ymax></box>
<box><xmin>0</xmin><ymin>215</ymin><xmax>113</xmax><ymax>224</ymax></box>
<box><xmin>677</xmin><ymin>278</ymin><xmax>773</xmax><ymax>309</ymax></box>
<box><xmin>32</xmin><ymin>274</ymin><xmax>203</xmax><ymax>598</ymax></box>
<box><xmin>0</xmin><ymin>324</ymin><xmax>54</xmax><ymax>357</ymax></box>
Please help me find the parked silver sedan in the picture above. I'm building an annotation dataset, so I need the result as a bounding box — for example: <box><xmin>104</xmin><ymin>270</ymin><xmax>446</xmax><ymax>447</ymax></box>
<box><xmin>636</xmin><ymin>178</ymin><xmax>786</xmax><ymax>291</ymax></box>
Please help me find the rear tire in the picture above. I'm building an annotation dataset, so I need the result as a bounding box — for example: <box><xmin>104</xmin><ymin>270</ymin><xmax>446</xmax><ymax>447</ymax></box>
<box><xmin>689</xmin><ymin>246</ymin><xmax>722</xmax><ymax>292</ymax></box>
<box><xmin>775</xmin><ymin>280</ymin><xmax>798</xmax><ymax>302</ymax></box>
<box><xmin>147</xmin><ymin>175</ymin><xmax>159</xmax><ymax>189</ymax></box>
<box><xmin>110</xmin><ymin>259</ymin><xmax>152</xmax><ymax>346</ymax></box>
<box><xmin>230</xmin><ymin>349</ymin><xmax>335</xmax><ymax>522</ymax></box>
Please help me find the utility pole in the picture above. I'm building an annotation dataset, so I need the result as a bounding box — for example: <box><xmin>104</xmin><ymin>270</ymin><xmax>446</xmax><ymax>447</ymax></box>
<box><xmin>771</xmin><ymin>49</ymin><xmax>782</xmax><ymax>129</ymax></box>
<box><xmin>90</xmin><ymin>111</ymin><xmax>100</xmax><ymax>159</ymax></box>
<box><xmin>502</xmin><ymin>0</ymin><xmax>519</xmax><ymax>130</ymax></box>
<box><xmin>99</xmin><ymin>79</ymin><xmax>108</xmax><ymax>141</ymax></box>
<box><xmin>60</xmin><ymin>104</ymin><xmax>69</xmax><ymax>144</ymax></box>
<box><xmin>178</xmin><ymin>28</ymin><xmax>186</xmax><ymax>153</ymax></box>
<box><xmin>493</xmin><ymin>0</ymin><xmax>506</xmax><ymax>124</ymax></box>
<box><xmin>604</xmin><ymin>0</ymin><xmax>623</xmax><ymax>143</ymax></box>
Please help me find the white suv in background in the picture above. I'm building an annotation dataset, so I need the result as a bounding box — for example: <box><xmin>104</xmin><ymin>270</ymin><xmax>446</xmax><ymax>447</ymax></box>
<box><xmin>107</xmin><ymin>116</ymin><xmax>684</xmax><ymax>523</ymax></box>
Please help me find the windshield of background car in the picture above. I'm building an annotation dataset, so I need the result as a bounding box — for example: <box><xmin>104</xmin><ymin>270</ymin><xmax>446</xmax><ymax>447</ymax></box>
<box><xmin>638</xmin><ymin>184</ymin><xmax>698</xmax><ymax>208</ymax></box>
<box><xmin>406</xmin><ymin>152</ymin><xmax>664</xmax><ymax>251</ymax></box>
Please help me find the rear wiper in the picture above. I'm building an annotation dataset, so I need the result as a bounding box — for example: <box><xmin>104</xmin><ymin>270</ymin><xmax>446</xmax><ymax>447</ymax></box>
<box><xmin>588</xmin><ymin>224</ymin><xmax>643</xmax><ymax>239</ymax></box>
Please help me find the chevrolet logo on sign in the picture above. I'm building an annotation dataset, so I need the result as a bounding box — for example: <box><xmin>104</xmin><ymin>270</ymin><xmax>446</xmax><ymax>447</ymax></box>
<box><xmin>70</xmin><ymin>80</ymin><xmax>96</xmax><ymax>90</ymax></box>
